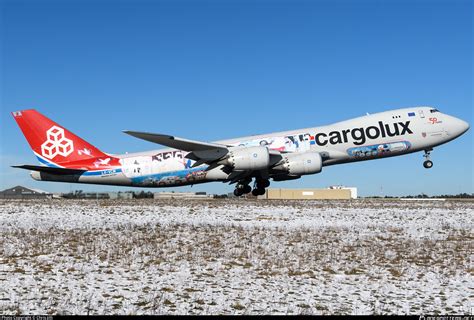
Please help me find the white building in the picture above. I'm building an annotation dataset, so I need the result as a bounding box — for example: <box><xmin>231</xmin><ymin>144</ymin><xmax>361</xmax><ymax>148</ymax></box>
<box><xmin>328</xmin><ymin>185</ymin><xmax>358</xmax><ymax>199</ymax></box>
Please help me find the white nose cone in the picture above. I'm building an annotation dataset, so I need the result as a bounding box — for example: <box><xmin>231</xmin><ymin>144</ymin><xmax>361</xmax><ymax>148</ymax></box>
<box><xmin>454</xmin><ymin>118</ymin><xmax>470</xmax><ymax>137</ymax></box>
<box><xmin>459</xmin><ymin>119</ymin><xmax>470</xmax><ymax>134</ymax></box>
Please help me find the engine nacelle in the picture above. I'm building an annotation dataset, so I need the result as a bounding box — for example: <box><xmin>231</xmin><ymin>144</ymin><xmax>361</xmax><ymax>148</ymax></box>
<box><xmin>273</xmin><ymin>152</ymin><xmax>322</xmax><ymax>175</ymax></box>
<box><xmin>205</xmin><ymin>164</ymin><xmax>231</xmax><ymax>180</ymax></box>
<box><xmin>221</xmin><ymin>146</ymin><xmax>270</xmax><ymax>170</ymax></box>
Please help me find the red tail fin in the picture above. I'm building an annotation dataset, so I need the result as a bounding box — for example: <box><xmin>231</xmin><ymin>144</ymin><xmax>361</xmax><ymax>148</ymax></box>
<box><xmin>12</xmin><ymin>109</ymin><xmax>109</xmax><ymax>167</ymax></box>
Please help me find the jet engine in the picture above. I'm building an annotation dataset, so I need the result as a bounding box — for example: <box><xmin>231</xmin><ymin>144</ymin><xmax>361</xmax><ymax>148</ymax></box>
<box><xmin>220</xmin><ymin>146</ymin><xmax>270</xmax><ymax>170</ymax></box>
<box><xmin>273</xmin><ymin>152</ymin><xmax>322</xmax><ymax>175</ymax></box>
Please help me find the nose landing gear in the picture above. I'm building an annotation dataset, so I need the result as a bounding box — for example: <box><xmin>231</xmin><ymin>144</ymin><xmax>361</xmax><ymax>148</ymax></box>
<box><xmin>423</xmin><ymin>149</ymin><xmax>433</xmax><ymax>169</ymax></box>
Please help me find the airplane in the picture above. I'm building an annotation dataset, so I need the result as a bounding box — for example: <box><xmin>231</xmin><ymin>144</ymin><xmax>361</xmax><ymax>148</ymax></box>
<box><xmin>11</xmin><ymin>107</ymin><xmax>469</xmax><ymax>196</ymax></box>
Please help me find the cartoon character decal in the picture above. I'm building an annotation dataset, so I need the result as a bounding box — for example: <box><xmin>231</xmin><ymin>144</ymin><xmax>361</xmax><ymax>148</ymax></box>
<box><xmin>131</xmin><ymin>167</ymin><xmax>208</xmax><ymax>187</ymax></box>
<box><xmin>232</xmin><ymin>132</ymin><xmax>316</xmax><ymax>153</ymax></box>
<box><xmin>347</xmin><ymin>141</ymin><xmax>411</xmax><ymax>158</ymax></box>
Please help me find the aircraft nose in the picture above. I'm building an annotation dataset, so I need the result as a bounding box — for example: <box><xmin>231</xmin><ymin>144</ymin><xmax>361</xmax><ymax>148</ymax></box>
<box><xmin>457</xmin><ymin>118</ymin><xmax>469</xmax><ymax>134</ymax></box>
<box><xmin>452</xmin><ymin>117</ymin><xmax>470</xmax><ymax>136</ymax></box>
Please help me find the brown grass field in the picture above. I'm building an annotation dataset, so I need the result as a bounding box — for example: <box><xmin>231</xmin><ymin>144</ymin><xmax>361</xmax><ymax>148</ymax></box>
<box><xmin>0</xmin><ymin>199</ymin><xmax>472</xmax><ymax>315</ymax></box>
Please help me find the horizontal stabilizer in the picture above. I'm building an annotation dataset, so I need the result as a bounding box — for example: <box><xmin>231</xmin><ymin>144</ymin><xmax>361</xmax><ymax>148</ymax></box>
<box><xmin>12</xmin><ymin>165</ymin><xmax>86</xmax><ymax>175</ymax></box>
<box><xmin>123</xmin><ymin>131</ymin><xmax>229</xmax><ymax>152</ymax></box>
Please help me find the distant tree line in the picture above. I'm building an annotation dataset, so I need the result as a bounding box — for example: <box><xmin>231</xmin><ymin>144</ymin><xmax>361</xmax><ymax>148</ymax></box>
<box><xmin>61</xmin><ymin>190</ymin><xmax>154</xmax><ymax>199</ymax></box>
<box><xmin>133</xmin><ymin>191</ymin><xmax>154</xmax><ymax>199</ymax></box>
<box><xmin>366</xmin><ymin>193</ymin><xmax>474</xmax><ymax>199</ymax></box>
<box><xmin>57</xmin><ymin>190</ymin><xmax>474</xmax><ymax>200</ymax></box>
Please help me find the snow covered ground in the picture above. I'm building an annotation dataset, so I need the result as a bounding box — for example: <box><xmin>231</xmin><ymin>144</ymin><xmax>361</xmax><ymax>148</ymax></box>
<box><xmin>0</xmin><ymin>199</ymin><xmax>472</xmax><ymax>315</ymax></box>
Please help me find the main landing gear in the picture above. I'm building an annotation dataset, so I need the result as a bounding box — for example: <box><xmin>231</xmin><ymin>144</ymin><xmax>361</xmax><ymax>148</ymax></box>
<box><xmin>233</xmin><ymin>178</ymin><xmax>252</xmax><ymax>197</ymax></box>
<box><xmin>251</xmin><ymin>179</ymin><xmax>269</xmax><ymax>197</ymax></box>
<box><xmin>233</xmin><ymin>178</ymin><xmax>269</xmax><ymax>197</ymax></box>
<box><xmin>423</xmin><ymin>149</ymin><xmax>433</xmax><ymax>169</ymax></box>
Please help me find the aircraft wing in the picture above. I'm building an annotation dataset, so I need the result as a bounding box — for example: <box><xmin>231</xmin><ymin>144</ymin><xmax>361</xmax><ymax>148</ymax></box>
<box><xmin>124</xmin><ymin>131</ymin><xmax>285</xmax><ymax>172</ymax></box>
<box><xmin>123</xmin><ymin>131</ymin><xmax>230</xmax><ymax>163</ymax></box>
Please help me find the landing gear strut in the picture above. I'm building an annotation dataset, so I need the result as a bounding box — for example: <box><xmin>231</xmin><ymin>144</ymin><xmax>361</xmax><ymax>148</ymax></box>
<box><xmin>423</xmin><ymin>149</ymin><xmax>433</xmax><ymax>169</ymax></box>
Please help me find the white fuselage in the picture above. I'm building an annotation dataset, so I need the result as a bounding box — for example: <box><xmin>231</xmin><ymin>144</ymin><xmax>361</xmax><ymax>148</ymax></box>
<box><xmin>32</xmin><ymin>106</ymin><xmax>469</xmax><ymax>187</ymax></box>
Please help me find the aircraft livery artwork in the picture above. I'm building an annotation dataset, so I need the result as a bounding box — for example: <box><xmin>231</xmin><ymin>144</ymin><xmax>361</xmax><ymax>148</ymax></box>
<box><xmin>11</xmin><ymin>107</ymin><xmax>469</xmax><ymax>196</ymax></box>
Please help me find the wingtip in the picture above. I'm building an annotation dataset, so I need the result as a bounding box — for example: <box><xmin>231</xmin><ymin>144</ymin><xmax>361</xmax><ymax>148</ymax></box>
<box><xmin>123</xmin><ymin>131</ymin><xmax>175</xmax><ymax>140</ymax></box>
<box><xmin>11</xmin><ymin>164</ymin><xmax>34</xmax><ymax>170</ymax></box>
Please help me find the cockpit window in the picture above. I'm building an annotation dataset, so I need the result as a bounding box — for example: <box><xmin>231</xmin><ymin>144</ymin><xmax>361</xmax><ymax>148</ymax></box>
<box><xmin>430</xmin><ymin>109</ymin><xmax>440</xmax><ymax>113</ymax></box>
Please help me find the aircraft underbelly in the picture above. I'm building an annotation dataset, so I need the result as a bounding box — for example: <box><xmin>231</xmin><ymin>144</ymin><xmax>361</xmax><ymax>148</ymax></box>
<box><xmin>129</xmin><ymin>166</ymin><xmax>209</xmax><ymax>187</ymax></box>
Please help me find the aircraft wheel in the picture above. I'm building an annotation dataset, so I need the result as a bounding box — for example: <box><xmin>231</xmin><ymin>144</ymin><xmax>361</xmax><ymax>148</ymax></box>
<box><xmin>234</xmin><ymin>189</ymin><xmax>244</xmax><ymax>197</ymax></box>
<box><xmin>256</xmin><ymin>179</ymin><xmax>270</xmax><ymax>189</ymax></box>
<box><xmin>423</xmin><ymin>160</ymin><xmax>433</xmax><ymax>169</ymax></box>
<box><xmin>243</xmin><ymin>185</ymin><xmax>252</xmax><ymax>194</ymax></box>
<box><xmin>252</xmin><ymin>188</ymin><xmax>266</xmax><ymax>196</ymax></box>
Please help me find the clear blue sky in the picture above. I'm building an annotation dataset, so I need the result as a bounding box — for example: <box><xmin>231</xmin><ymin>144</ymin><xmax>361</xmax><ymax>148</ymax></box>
<box><xmin>1</xmin><ymin>0</ymin><xmax>472</xmax><ymax>196</ymax></box>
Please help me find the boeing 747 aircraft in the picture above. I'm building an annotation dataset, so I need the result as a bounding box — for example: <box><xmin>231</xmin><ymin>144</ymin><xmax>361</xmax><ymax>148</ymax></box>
<box><xmin>12</xmin><ymin>107</ymin><xmax>469</xmax><ymax>196</ymax></box>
